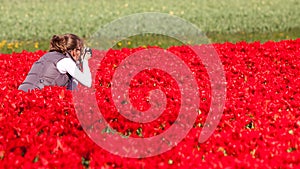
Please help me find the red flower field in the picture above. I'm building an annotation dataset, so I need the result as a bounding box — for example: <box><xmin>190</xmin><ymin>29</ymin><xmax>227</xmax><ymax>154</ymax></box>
<box><xmin>0</xmin><ymin>39</ymin><xmax>300</xmax><ymax>168</ymax></box>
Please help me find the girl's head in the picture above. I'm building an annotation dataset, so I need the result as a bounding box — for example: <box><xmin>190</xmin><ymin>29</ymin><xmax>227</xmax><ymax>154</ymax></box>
<box><xmin>49</xmin><ymin>33</ymin><xmax>84</xmax><ymax>61</ymax></box>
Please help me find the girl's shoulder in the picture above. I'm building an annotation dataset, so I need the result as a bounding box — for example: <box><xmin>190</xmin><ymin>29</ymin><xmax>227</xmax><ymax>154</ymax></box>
<box><xmin>57</xmin><ymin>57</ymin><xmax>74</xmax><ymax>64</ymax></box>
<box><xmin>40</xmin><ymin>51</ymin><xmax>70</xmax><ymax>64</ymax></box>
<box><xmin>56</xmin><ymin>57</ymin><xmax>77</xmax><ymax>74</ymax></box>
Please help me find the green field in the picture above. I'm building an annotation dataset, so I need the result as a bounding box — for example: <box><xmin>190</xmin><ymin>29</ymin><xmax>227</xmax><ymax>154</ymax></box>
<box><xmin>0</xmin><ymin>0</ymin><xmax>299</xmax><ymax>53</ymax></box>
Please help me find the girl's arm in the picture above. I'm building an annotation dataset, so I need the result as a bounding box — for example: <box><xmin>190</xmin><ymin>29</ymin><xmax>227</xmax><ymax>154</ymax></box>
<box><xmin>56</xmin><ymin>58</ymin><xmax>92</xmax><ymax>87</ymax></box>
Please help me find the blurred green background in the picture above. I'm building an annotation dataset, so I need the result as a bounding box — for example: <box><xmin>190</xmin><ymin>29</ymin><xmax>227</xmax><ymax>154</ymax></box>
<box><xmin>0</xmin><ymin>0</ymin><xmax>299</xmax><ymax>53</ymax></box>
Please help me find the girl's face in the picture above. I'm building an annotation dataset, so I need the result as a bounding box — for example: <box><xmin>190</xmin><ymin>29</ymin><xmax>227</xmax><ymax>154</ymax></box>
<box><xmin>70</xmin><ymin>46</ymin><xmax>82</xmax><ymax>61</ymax></box>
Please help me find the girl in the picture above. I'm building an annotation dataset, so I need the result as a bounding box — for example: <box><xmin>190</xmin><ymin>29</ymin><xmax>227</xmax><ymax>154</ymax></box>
<box><xmin>18</xmin><ymin>33</ymin><xmax>92</xmax><ymax>92</ymax></box>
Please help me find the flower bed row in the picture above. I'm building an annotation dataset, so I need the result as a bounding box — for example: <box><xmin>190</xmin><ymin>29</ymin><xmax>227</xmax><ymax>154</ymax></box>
<box><xmin>0</xmin><ymin>39</ymin><xmax>300</xmax><ymax>168</ymax></box>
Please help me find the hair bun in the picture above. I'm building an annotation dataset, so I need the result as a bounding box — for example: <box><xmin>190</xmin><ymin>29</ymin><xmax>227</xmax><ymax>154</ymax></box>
<box><xmin>49</xmin><ymin>33</ymin><xmax>83</xmax><ymax>54</ymax></box>
<box><xmin>50</xmin><ymin>35</ymin><xmax>67</xmax><ymax>54</ymax></box>
<box><xmin>52</xmin><ymin>35</ymin><xmax>60</xmax><ymax>41</ymax></box>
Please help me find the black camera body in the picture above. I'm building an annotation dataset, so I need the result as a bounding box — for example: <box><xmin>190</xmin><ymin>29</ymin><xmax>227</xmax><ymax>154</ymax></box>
<box><xmin>82</xmin><ymin>47</ymin><xmax>92</xmax><ymax>59</ymax></box>
<box><xmin>76</xmin><ymin>47</ymin><xmax>92</xmax><ymax>70</ymax></box>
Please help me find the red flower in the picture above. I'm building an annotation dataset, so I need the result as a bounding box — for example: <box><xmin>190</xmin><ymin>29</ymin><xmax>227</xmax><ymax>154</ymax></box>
<box><xmin>0</xmin><ymin>39</ymin><xmax>300</xmax><ymax>168</ymax></box>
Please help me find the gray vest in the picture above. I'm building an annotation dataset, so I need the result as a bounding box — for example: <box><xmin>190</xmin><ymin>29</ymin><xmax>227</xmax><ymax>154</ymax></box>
<box><xmin>18</xmin><ymin>51</ymin><xmax>73</xmax><ymax>92</ymax></box>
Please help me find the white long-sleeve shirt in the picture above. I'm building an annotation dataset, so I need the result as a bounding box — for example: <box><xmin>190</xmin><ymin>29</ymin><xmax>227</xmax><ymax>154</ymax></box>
<box><xmin>56</xmin><ymin>58</ymin><xmax>92</xmax><ymax>87</ymax></box>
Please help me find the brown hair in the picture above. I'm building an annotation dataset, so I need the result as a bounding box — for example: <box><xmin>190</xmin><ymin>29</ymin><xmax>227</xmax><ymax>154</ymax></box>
<box><xmin>49</xmin><ymin>33</ymin><xmax>83</xmax><ymax>54</ymax></box>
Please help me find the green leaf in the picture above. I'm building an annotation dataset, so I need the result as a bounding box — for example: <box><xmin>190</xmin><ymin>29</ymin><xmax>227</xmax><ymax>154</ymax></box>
<box><xmin>33</xmin><ymin>156</ymin><xmax>39</xmax><ymax>163</ymax></box>
<box><xmin>81</xmin><ymin>157</ymin><xmax>90</xmax><ymax>168</ymax></box>
<box><xmin>136</xmin><ymin>127</ymin><xmax>143</xmax><ymax>137</ymax></box>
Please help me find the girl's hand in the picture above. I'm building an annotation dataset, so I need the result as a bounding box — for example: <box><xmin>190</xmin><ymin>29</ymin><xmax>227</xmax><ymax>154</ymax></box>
<box><xmin>82</xmin><ymin>47</ymin><xmax>92</xmax><ymax>61</ymax></box>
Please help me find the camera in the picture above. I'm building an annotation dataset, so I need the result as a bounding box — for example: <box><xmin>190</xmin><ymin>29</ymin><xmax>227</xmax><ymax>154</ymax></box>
<box><xmin>81</xmin><ymin>47</ymin><xmax>92</xmax><ymax>60</ymax></box>
<box><xmin>76</xmin><ymin>47</ymin><xmax>92</xmax><ymax>70</ymax></box>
